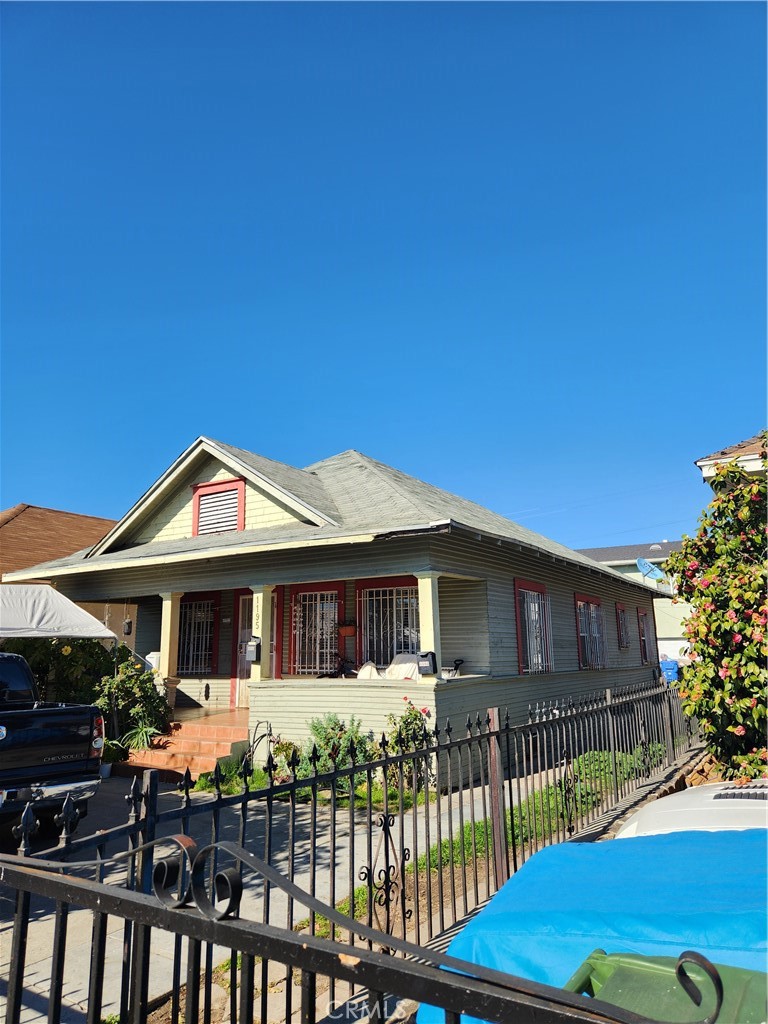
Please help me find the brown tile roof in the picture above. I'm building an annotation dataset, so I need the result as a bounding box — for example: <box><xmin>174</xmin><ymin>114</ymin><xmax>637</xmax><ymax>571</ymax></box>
<box><xmin>696</xmin><ymin>433</ymin><xmax>766</xmax><ymax>464</ymax></box>
<box><xmin>0</xmin><ymin>504</ymin><xmax>117</xmax><ymax>577</ymax></box>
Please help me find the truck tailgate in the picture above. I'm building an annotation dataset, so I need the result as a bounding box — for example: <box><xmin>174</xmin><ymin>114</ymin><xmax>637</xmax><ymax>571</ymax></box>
<box><xmin>0</xmin><ymin>704</ymin><xmax>99</xmax><ymax>775</ymax></box>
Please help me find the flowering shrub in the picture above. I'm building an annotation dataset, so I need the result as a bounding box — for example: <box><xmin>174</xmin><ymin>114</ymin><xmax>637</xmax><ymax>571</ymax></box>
<box><xmin>665</xmin><ymin>437</ymin><xmax>767</xmax><ymax>778</ymax></box>
<box><xmin>96</xmin><ymin>658</ymin><xmax>171</xmax><ymax>741</ymax></box>
<box><xmin>378</xmin><ymin>696</ymin><xmax>433</xmax><ymax>791</ymax></box>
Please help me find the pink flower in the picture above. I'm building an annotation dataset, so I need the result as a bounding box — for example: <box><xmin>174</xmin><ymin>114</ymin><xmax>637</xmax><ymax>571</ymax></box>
<box><xmin>718</xmin><ymin>667</ymin><xmax>730</xmax><ymax>680</ymax></box>
<box><xmin>725</xmin><ymin>697</ymin><xmax>734</xmax><ymax>705</ymax></box>
<box><xmin>688</xmin><ymin>560</ymin><xmax>699</xmax><ymax>570</ymax></box>
<box><xmin>734</xmin><ymin>725</ymin><xmax>746</xmax><ymax>737</ymax></box>
<box><xmin>751</xmin><ymin>698</ymin><xmax>758</xmax><ymax>708</ymax></box>
<box><xmin>733</xmin><ymin>633</ymin><xmax>743</xmax><ymax>644</ymax></box>
<box><xmin>754</xmin><ymin>631</ymin><xmax>764</xmax><ymax>643</ymax></box>
<box><xmin>700</xmin><ymin>579</ymin><xmax>710</xmax><ymax>589</ymax></box>
<box><xmin>726</xmin><ymin>610</ymin><xmax>738</xmax><ymax>621</ymax></box>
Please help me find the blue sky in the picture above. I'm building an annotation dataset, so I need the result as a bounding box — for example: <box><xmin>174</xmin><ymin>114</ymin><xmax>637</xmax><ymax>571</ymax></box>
<box><xmin>1</xmin><ymin>2</ymin><xmax>765</xmax><ymax>550</ymax></box>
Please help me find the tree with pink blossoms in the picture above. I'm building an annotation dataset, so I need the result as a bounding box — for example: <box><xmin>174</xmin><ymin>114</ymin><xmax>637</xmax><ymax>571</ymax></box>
<box><xmin>666</xmin><ymin>434</ymin><xmax>767</xmax><ymax>779</ymax></box>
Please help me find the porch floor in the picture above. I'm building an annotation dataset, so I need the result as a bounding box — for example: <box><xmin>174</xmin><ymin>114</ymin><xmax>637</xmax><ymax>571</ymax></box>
<box><xmin>170</xmin><ymin>706</ymin><xmax>249</xmax><ymax>727</ymax></box>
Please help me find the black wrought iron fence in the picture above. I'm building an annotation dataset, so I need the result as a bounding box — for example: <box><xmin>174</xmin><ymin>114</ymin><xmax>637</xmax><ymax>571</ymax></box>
<box><xmin>0</xmin><ymin>681</ymin><xmax>701</xmax><ymax>1024</ymax></box>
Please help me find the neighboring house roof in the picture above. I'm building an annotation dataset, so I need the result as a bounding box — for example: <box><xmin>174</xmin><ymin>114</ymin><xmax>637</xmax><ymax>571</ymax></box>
<box><xmin>2</xmin><ymin>439</ymin><xmax>658</xmax><ymax>595</ymax></box>
<box><xmin>577</xmin><ymin>541</ymin><xmax>681</xmax><ymax>566</ymax></box>
<box><xmin>0</xmin><ymin>503</ymin><xmax>117</xmax><ymax>577</ymax></box>
<box><xmin>695</xmin><ymin>433</ymin><xmax>766</xmax><ymax>483</ymax></box>
<box><xmin>696</xmin><ymin>434</ymin><xmax>765</xmax><ymax>464</ymax></box>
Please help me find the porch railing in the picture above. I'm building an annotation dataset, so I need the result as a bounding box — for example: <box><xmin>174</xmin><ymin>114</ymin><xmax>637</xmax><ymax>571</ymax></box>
<box><xmin>1</xmin><ymin>681</ymin><xmax>701</xmax><ymax>1024</ymax></box>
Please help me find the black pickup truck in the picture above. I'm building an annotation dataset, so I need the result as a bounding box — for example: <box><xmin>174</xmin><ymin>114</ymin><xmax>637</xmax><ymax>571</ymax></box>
<box><xmin>0</xmin><ymin>651</ymin><xmax>104</xmax><ymax>832</ymax></box>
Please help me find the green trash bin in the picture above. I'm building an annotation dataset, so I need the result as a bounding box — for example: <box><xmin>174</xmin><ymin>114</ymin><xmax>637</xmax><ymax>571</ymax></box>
<box><xmin>563</xmin><ymin>949</ymin><xmax>768</xmax><ymax>1023</ymax></box>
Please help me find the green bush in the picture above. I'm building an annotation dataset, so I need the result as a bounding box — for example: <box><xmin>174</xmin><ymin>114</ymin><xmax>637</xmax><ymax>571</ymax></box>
<box><xmin>96</xmin><ymin>658</ymin><xmax>171</xmax><ymax>741</ymax></box>
<box><xmin>376</xmin><ymin>697</ymin><xmax>433</xmax><ymax>792</ymax></box>
<box><xmin>1</xmin><ymin>637</ymin><xmax>129</xmax><ymax>702</ymax></box>
<box><xmin>296</xmin><ymin>713</ymin><xmax>374</xmax><ymax>780</ymax></box>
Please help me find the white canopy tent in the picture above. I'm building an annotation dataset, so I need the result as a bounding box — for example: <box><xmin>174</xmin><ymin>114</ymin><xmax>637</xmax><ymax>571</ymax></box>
<box><xmin>0</xmin><ymin>584</ymin><xmax>117</xmax><ymax>641</ymax></box>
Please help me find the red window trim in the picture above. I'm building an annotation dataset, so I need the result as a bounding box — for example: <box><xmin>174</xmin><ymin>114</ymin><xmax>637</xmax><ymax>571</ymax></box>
<box><xmin>615</xmin><ymin>602</ymin><xmax>629</xmax><ymax>649</ymax></box>
<box><xmin>574</xmin><ymin>593</ymin><xmax>602</xmax><ymax>670</ymax></box>
<box><xmin>288</xmin><ymin>581</ymin><xmax>345</xmax><ymax>675</ymax></box>
<box><xmin>179</xmin><ymin>591</ymin><xmax>221</xmax><ymax>676</ymax></box>
<box><xmin>354</xmin><ymin>576</ymin><xmax>419</xmax><ymax>664</ymax></box>
<box><xmin>514</xmin><ymin>579</ymin><xmax>548</xmax><ymax>676</ymax></box>
<box><xmin>637</xmin><ymin>607</ymin><xmax>650</xmax><ymax>665</ymax></box>
<box><xmin>192</xmin><ymin>478</ymin><xmax>246</xmax><ymax>536</ymax></box>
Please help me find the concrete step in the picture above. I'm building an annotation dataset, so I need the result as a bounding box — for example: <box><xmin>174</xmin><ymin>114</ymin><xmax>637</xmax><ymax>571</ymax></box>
<box><xmin>116</xmin><ymin>714</ymin><xmax>250</xmax><ymax>782</ymax></box>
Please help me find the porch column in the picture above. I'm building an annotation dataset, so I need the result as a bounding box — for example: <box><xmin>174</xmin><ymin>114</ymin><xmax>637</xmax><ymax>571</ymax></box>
<box><xmin>416</xmin><ymin>572</ymin><xmax>442</xmax><ymax>680</ymax></box>
<box><xmin>159</xmin><ymin>591</ymin><xmax>183</xmax><ymax>709</ymax></box>
<box><xmin>250</xmin><ymin>585</ymin><xmax>275</xmax><ymax>682</ymax></box>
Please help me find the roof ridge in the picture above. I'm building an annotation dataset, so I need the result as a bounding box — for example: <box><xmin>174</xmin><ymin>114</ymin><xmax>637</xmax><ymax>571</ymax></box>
<box><xmin>348</xmin><ymin>451</ymin><xmax>430</xmax><ymax>520</ymax></box>
<box><xmin>0</xmin><ymin>503</ymin><xmax>30</xmax><ymax>529</ymax></box>
<box><xmin>311</xmin><ymin>450</ymin><xmax>433</xmax><ymax>522</ymax></box>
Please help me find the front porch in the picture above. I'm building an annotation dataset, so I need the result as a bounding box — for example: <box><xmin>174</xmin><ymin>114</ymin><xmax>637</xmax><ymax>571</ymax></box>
<box><xmin>134</xmin><ymin>572</ymin><xmax>488</xmax><ymax>724</ymax></box>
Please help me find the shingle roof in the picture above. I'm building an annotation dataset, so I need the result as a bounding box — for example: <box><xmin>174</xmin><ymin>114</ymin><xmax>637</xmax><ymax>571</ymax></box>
<box><xmin>577</xmin><ymin>541</ymin><xmax>681</xmax><ymax>564</ymax></box>
<box><xmin>696</xmin><ymin>433</ymin><xmax>766</xmax><ymax>464</ymax></box>
<box><xmin>4</xmin><ymin>443</ymin><xmax>658</xmax><ymax>592</ymax></box>
<box><xmin>211</xmin><ymin>439</ymin><xmax>341</xmax><ymax>523</ymax></box>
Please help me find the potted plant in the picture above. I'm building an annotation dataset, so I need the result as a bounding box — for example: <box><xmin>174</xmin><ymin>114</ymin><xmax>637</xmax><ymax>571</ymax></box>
<box><xmin>100</xmin><ymin>739</ymin><xmax>128</xmax><ymax>778</ymax></box>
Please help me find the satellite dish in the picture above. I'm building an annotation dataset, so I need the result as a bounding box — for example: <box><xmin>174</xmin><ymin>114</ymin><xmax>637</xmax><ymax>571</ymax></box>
<box><xmin>637</xmin><ymin>557</ymin><xmax>665</xmax><ymax>581</ymax></box>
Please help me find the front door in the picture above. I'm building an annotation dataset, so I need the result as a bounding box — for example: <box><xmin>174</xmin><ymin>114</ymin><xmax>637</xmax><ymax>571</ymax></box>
<box><xmin>236</xmin><ymin>594</ymin><xmax>253</xmax><ymax>708</ymax></box>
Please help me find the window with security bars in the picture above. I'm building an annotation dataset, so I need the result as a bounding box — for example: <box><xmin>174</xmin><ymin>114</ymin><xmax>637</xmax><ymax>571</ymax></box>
<box><xmin>576</xmin><ymin>595</ymin><xmax>606</xmax><ymax>669</ymax></box>
<box><xmin>616</xmin><ymin>603</ymin><xmax>630</xmax><ymax>649</ymax></box>
<box><xmin>638</xmin><ymin>609</ymin><xmax>650</xmax><ymax>664</ymax></box>
<box><xmin>358</xmin><ymin>586</ymin><xmax>420</xmax><ymax>668</ymax></box>
<box><xmin>178</xmin><ymin>600</ymin><xmax>215</xmax><ymax>675</ymax></box>
<box><xmin>290</xmin><ymin>591</ymin><xmax>339</xmax><ymax>674</ymax></box>
<box><xmin>516</xmin><ymin>583</ymin><xmax>553</xmax><ymax>673</ymax></box>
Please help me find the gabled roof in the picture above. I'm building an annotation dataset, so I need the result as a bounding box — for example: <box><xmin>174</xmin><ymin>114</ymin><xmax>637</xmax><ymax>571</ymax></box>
<box><xmin>3</xmin><ymin>440</ymin><xmax>659</xmax><ymax>594</ymax></box>
<box><xmin>577</xmin><ymin>541</ymin><xmax>681</xmax><ymax>566</ymax></box>
<box><xmin>89</xmin><ymin>436</ymin><xmax>340</xmax><ymax>556</ymax></box>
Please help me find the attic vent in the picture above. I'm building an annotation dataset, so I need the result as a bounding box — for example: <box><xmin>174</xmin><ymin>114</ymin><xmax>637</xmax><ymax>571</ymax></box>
<box><xmin>197</xmin><ymin>488</ymin><xmax>239</xmax><ymax>534</ymax></box>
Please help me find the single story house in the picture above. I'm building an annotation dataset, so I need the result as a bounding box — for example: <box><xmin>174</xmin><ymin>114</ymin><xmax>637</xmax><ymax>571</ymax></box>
<box><xmin>3</xmin><ymin>438</ymin><xmax>665</xmax><ymax>742</ymax></box>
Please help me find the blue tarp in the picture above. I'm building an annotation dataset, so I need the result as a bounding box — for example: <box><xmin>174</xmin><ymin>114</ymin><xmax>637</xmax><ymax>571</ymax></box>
<box><xmin>417</xmin><ymin>829</ymin><xmax>767</xmax><ymax>1024</ymax></box>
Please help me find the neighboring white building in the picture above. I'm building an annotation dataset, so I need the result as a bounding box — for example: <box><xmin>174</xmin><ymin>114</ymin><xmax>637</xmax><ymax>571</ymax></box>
<box><xmin>577</xmin><ymin>541</ymin><xmax>690</xmax><ymax>664</ymax></box>
<box><xmin>695</xmin><ymin>433</ymin><xmax>765</xmax><ymax>486</ymax></box>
